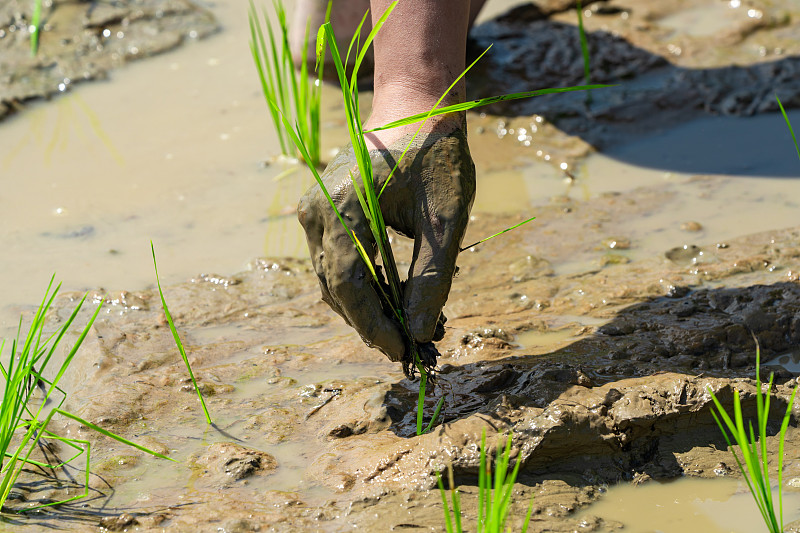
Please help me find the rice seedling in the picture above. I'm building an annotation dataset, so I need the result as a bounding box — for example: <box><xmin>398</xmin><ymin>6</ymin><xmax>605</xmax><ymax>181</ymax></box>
<box><xmin>30</xmin><ymin>0</ymin><xmax>42</xmax><ymax>55</ymax></box>
<box><xmin>1</xmin><ymin>277</ymin><xmax>173</xmax><ymax>512</ymax></box>
<box><xmin>776</xmin><ymin>95</ymin><xmax>799</xmax><ymax>162</ymax></box>
<box><xmin>151</xmin><ymin>242</ymin><xmax>212</xmax><ymax>425</ymax></box>
<box><xmin>707</xmin><ymin>345</ymin><xmax>799</xmax><ymax>533</ymax></box>
<box><xmin>576</xmin><ymin>0</ymin><xmax>592</xmax><ymax>106</ymax></box>
<box><xmin>249</xmin><ymin>0</ymin><xmax>325</xmax><ymax>168</ymax></box>
<box><xmin>437</xmin><ymin>429</ymin><xmax>534</xmax><ymax>533</ymax></box>
<box><xmin>262</xmin><ymin>2</ymin><xmax>607</xmax><ymax>435</ymax></box>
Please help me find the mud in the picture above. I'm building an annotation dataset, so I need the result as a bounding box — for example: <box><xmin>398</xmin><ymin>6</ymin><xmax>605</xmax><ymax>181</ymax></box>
<box><xmin>0</xmin><ymin>0</ymin><xmax>218</xmax><ymax>122</ymax></box>
<box><xmin>1</xmin><ymin>0</ymin><xmax>800</xmax><ymax>532</ymax></box>
<box><xmin>468</xmin><ymin>0</ymin><xmax>800</xmax><ymax>152</ymax></box>
<box><xmin>3</xmin><ymin>189</ymin><xmax>798</xmax><ymax>531</ymax></box>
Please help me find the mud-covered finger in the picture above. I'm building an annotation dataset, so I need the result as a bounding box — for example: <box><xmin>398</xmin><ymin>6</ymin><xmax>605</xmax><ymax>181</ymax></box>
<box><xmin>323</xmin><ymin>222</ymin><xmax>406</xmax><ymax>361</ymax></box>
<box><xmin>404</xmin><ymin>135</ymin><xmax>475</xmax><ymax>343</ymax></box>
<box><xmin>298</xmin><ymin>191</ymin><xmax>348</xmax><ymax>321</ymax></box>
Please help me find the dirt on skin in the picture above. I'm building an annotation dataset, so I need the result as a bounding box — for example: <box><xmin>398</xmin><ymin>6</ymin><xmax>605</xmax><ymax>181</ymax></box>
<box><xmin>1</xmin><ymin>0</ymin><xmax>800</xmax><ymax>532</ymax></box>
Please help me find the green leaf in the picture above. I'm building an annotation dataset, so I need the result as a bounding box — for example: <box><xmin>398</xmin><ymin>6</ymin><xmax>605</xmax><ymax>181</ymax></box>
<box><xmin>55</xmin><ymin>409</ymin><xmax>174</xmax><ymax>462</ymax></box>
<box><xmin>460</xmin><ymin>216</ymin><xmax>536</xmax><ymax>251</ymax></box>
<box><xmin>365</xmin><ymin>85</ymin><xmax>613</xmax><ymax>132</ymax></box>
<box><xmin>152</xmin><ymin>242</ymin><xmax>213</xmax><ymax>425</ymax></box>
<box><xmin>776</xmin><ymin>94</ymin><xmax>800</xmax><ymax>162</ymax></box>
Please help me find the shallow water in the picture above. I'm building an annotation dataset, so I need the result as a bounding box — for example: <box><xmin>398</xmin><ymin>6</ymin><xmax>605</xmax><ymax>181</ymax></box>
<box><xmin>2</xmin><ymin>0</ymin><xmax>800</xmax><ymax>531</ymax></box>
<box><xmin>659</xmin><ymin>2</ymin><xmax>755</xmax><ymax>38</ymax></box>
<box><xmin>576</xmin><ymin>477</ymin><xmax>800</xmax><ymax>532</ymax></box>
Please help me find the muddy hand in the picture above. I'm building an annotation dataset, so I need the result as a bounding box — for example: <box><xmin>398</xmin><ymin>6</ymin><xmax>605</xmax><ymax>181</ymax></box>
<box><xmin>297</xmin><ymin>128</ymin><xmax>476</xmax><ymax>362</ymax></box>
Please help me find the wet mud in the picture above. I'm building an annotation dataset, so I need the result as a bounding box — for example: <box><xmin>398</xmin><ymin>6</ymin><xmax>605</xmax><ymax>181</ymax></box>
<box><xmin>0</xmin><ymin>0</ymin><xmax>218</xmax><ymax>122</ymax></box>
<box><xmin>4</xmin><ymin>188</ymin><xmax>799</xmax><ymax>531</ymax></box>
<box><xmin>468</xmin><ymin>0</ymin><xmax>800</xmax><ymax>154</ymax></box>
<box><xmin>1</xmin><ymin>0</ymin><xmax>800</xmax><ymax>532</ymax></box>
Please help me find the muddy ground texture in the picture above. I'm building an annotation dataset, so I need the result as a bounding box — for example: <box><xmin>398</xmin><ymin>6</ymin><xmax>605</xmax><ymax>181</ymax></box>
<box><xmin>5</xmin><ymin>198</ymin><xmax>800</xmax><ymax>532</ymax></box>
<box><xmin>0</xmin><ymin>0</ymin><xmax>217</xmax><ymax>121</ymax></box>
<box><xmin>2</xmin><ymin>0</ymin><xmax>800</xmax><ymax>531</ymax></box>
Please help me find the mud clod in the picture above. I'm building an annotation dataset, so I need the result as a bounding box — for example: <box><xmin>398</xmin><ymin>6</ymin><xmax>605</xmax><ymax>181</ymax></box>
<box><xmin>193</xmin><ymin>443</ymin><xmax>277</xmax><ymax>485</ymax></box>
<box><xmin>100</xmin><ymin>513</ymin><xmax>139</xmax><ymax>531</ymax></box>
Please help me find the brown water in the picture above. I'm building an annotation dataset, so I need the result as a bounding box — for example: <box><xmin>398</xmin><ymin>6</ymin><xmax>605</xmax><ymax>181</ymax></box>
<box><xmin>576</xmin><ymin>477</ymin><xmax>800</xmax><ymax>532</ymax></box>
<box><xmin>2</xmin><ymin>0</ymin><xmax>800</xmax><ymax>531</ymax></box>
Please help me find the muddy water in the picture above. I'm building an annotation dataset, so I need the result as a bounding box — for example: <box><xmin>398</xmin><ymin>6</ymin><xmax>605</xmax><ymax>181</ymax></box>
<box><xmin>0</xmin><ymin>0</ymin><xmax>339</xmax><ymax>336</ymax></box>
<box><xmin>576</xmin><ymin>477</ymin><xmax>800</xmax><ymax>532</ymax></box>
<box><xmin>1</xmin><ymin>0</ymin><xmax>800</xmax><ymax>531</ymax></box>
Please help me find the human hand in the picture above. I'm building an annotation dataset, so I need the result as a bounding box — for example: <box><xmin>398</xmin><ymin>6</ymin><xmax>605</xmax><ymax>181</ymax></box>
<box><xmin>297</xmin><ymin>128</ymin><xmax>476</xmax><ymax>364</ymax></box>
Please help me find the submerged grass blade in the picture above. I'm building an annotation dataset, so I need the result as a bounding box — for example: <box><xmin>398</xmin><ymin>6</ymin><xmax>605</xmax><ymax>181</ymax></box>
<box><xmin>776</xmin><ymin>94</ymin><xmax>800</xmax><ymax>162</ymax></box>
<box><xmin>151</xmin><ymin>242</ymin><xmax>213</xmax><ymax>425</ymax></box>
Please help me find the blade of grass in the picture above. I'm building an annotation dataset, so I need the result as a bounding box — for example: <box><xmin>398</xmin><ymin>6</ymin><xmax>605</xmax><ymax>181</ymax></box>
<box><xmin>776</xmin><ymin>94</ymin><xmax>800</xmax><ymax>162</ymax></box>
<box><xmin>460</xmin><ymin>216</ymin><xmax>536</xmax><ymax>252</ymax></box>
<box><xmin>707</xmin><ymin>343</ymin><xmax>787</xmax><ymax>532</ymax></box>
<box><xmin>575</xmin><ymin>0</ymin><xmax>592</xmax><ymax>106</ymax></box>
<box><xmin>30</xmin><ymin>0</ymin><xmax>42</xmax><ymax>55</ymax></box>
<box><xmin>377</xmin><ymin>45</ymin><xmax>494</xmax><ymax>200</ymax></box>
<box><xmin>248</xmin><ymin>0</ymin><xmax>323</xmax><ymax>166</ymax></box>
<box><xmin>365</xmin><ymin>84</ymin><xmax>612</xmax><ymax>132</ymax></box>
<box><xmin>478</xmin><ymin>429</ymin><xmax>486</xmax><ymax>530</ymax></box>
<box><xmin>436</xmin><ymin>471</ymin><xmax>456</xmax><ymax>533</ymax></box>
<box><xmin>1</xmin><ymin>280</ymin><xmax>173</xmax><ymax>511</ymax></box>
<box><xmin>249</xmin><ymin>1</ymin><xmax>289</xmax><ymax>155</ymax></box>
<box><xmin>778</xmin><ymin>381</ymin><xmax>799</xmax><ymax>527</ymax></box>
<box><xmin>448</xmin><ymin>463</ymin><xmax>463</xmax><ymax>533</ymax></box>
<box><xmin>55</xmin><ymin>409</ymin><xmax>174</xmax><ymax>461</ymax></box>
<box><xmin>422</xmin><ymin>396</ymin><xmax>446</xmax><ymax>434</ymax></box>
<box><xmin>151</xmin><ymin>242</ymin><xmax>212</xmax><ymax>425</ymax></box>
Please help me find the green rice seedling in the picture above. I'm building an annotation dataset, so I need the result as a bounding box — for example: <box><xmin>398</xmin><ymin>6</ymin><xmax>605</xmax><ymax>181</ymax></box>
<box><xmin>708</xmin><ymin>345</ymin><xmax>799</xmax><ymax>533</ymax></box>
<box><xmin>151</xmin><ymin>242</ymin><xmax>212</xmax><ymax>425</ymax></box>
<box><xmin>264</xmin><ymin>3</ymin><xmax>608</xmax><ymax>435</ymax></box>
<box><xmin>249</xmin><ymin>0</ymin><xmax>325</xmax><ymax>167</ymax></box>
<box><xmin>30</xmin><ymin>0</ymin><xmax>42</xmax><ymax>55</ymax></box>
<box><xmin>576</xmin><ymin>0</ymin><xmax>591</xmax><ymax>106</ymax></box>
<box><xmin>776</xmin><ymin>95</ymin><xmax>800</xmax><ymax>162</ymax></box>
<box><xmin>437</xmin><ymin>429</ymin><xmax>534</xmax><ymax>533</ymax></box>
<box><xmin>1</xmin><ymin>277</ymin><xmax>173</xmax><ymax>512</ymax></box>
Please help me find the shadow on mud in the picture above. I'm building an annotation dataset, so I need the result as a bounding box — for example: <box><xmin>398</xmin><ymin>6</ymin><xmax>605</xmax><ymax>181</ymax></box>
<box><xmin>382</xmin><ymin>281</ymin><xmax>799</xmax><ymax>481</ymax></box>
<box><xmin>2</xmin><ymin>468</ymin><xmax>194</xmax><ymax>530</ymax></box>
<box><xmin>467</xmin><ymin>4</ymin><xmax>800</xmax><ymax>177</ymax></box>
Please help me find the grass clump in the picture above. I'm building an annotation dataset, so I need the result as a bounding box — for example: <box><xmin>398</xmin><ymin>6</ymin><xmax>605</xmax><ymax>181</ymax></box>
<box><xmin>437</xmin><ymin>429</ymin><xmax>533</xmax><ymax>533</ymax></box>
<box><xmin>151</xmin><ymin>242</ymin><xmax>212</xmax><ymax>425</ymax></box>
<box><xmin>0</xmin><ymin>277</ymin><xmax>173</xmax><ymax>512</ymax></box>
<box><xmin>249</xmin><ymin>0</ymin><xmax>325</xmax><ymax>168</ymax></box>
<box><xmin>707</xmin><ymin>345</ymin><xmax>799</xmax><ymax>533</ymax></box>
